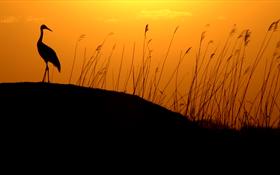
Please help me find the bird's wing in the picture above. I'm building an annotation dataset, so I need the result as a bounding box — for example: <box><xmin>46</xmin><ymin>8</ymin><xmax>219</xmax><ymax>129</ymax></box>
<box><xmin>41</xmin><ymin>43</ymin><xmax>61</xmax><ymax>72</ymax></box>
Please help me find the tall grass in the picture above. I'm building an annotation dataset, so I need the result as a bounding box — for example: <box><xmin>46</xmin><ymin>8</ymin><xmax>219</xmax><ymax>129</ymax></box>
<box><xmin>69</xmin><ymin>34</ymin><xmax>86</xmax><ymax>84</ymax></box>
<box><xmin>72</xmin><ymin>21</ymin><xmax>280</xmax><ymax>129</ymax></box>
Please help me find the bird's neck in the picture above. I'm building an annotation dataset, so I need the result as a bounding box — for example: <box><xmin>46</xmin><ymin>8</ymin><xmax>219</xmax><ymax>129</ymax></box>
<box><xmin>38</xmin><ymin>29</ymin><xmax>43</xmax><ymax>43</ymax></box>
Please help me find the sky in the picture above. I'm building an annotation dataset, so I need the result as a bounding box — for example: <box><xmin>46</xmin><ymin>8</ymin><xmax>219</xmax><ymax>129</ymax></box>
<box><xmin>0</xmin><ymin>0</ymin><xmax>279</xmax><ymax>83</ymax></box>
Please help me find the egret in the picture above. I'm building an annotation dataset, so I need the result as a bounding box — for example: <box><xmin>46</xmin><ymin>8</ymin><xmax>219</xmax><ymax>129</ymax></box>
<box><xmin>37</xmin><ymin>24</ymin><xmax>61</xmax><ymax>83</ymax></box>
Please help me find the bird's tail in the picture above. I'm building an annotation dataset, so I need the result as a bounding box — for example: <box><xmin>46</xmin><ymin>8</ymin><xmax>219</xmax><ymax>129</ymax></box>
<box><xmin>53</xmin><ymin>59</ymin><xmax>61</xmax><ymax>72</ymax></box>
<box><xmin>57</xmin><ymin>62</ymin><xmax>61</xmax><ymax>72</ymax></box>
<box><xmin>51</xmin><ymin>52</ymin><xmax>61</xmax><ymax>72</ymax></box>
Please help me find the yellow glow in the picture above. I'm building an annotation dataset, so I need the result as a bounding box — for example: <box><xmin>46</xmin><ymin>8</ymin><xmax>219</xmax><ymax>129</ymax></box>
<box><xmin>0</xmin><ymin>0</ymin><xmax>280</xmax><ymax>83</ymax></box>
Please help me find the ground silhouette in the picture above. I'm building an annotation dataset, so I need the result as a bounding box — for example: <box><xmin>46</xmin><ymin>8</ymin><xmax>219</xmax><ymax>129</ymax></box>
<box><xmin>0</xmin><ymin>82</ymin><xmax>279</xmax><ymax>146</ymax></box>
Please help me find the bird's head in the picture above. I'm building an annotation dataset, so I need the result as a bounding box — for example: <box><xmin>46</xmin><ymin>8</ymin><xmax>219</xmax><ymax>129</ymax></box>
<box><xmin>41</xmin><ymin>24</ymin><xmax>52</xmax><ymax>32</ymax></box>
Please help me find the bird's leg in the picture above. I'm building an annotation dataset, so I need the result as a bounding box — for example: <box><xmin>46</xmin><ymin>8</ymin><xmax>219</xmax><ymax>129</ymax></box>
<box><xmin>42</xmin><ymin>64</ymin><xmax>48</xmax><ymax>82</ymax></box>
<box><xmin>46</xmin><ymin>64</ymin><xmax>50</xmax><ymax>83</ymax></box>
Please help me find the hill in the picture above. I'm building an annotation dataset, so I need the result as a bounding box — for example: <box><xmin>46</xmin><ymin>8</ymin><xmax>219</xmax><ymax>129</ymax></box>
<box><xmin>0</xmin><ymin>82</ymin><xmax>279</xmax><ymax>146</ymax></box>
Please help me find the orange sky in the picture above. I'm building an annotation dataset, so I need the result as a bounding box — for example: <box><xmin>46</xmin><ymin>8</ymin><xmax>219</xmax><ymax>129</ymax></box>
<box><xmin>0</xmin><ymin>0</ymin><xmax>279</xmax><ymax>84</ymax></box>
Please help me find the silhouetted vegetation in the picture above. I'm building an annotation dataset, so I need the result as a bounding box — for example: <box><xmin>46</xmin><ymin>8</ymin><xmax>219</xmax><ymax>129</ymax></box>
<box><xmin>71</xmin><ymin>20</ymin><xmax>280</xmax><ymax>129</ymax></box>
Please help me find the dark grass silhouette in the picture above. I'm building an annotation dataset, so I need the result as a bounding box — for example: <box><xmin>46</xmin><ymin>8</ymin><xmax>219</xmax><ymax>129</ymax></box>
<box><xmin>74</xmin><ymin>23</ymin><xmax>280</xmax><ymax>129</ymax></box>
<box><xmin>0</xmin><ymin>82</ymin><xmax>279</xmax><ymax>146</ymax></box>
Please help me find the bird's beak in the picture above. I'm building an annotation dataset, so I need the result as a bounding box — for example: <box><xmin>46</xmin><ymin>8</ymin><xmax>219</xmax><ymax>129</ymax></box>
<box><xmin>46</xmin><ymin>26</ymin><xmax>52</xmax><ymax>32</ymax></box>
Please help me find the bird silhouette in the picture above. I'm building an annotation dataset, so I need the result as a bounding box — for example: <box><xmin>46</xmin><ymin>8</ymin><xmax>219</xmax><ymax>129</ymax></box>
<box><xmin>37</xmin><ymin>24</ymin><xmax>61</xmax><ymax>83</ymax></box>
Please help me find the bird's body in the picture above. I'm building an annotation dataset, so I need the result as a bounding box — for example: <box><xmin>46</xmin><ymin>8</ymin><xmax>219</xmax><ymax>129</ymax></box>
<box><xmin>37</xmin><ymin>24</ymin><xmax>61</xmax><ymax>82</ymax></box>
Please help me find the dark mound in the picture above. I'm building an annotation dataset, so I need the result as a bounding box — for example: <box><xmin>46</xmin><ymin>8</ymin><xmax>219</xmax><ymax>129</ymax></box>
<box><xmin>0</xmin><ymin>82</ymin><xmax>195</xmax><ymax>129</ymax></box>
<box><xmin>0</xmin><ymin>82</ymin><xmax>279</xmax><ymax>147</ymax></box>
